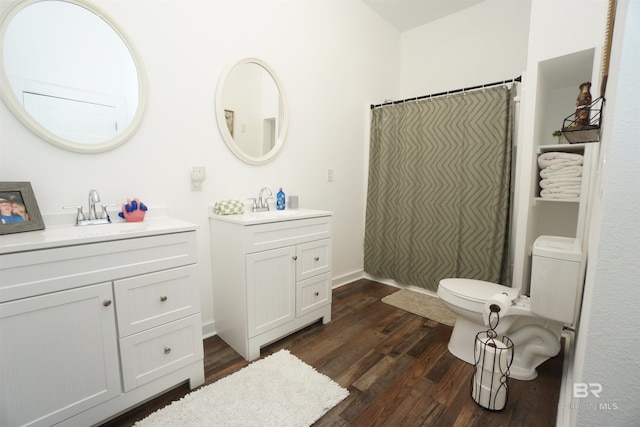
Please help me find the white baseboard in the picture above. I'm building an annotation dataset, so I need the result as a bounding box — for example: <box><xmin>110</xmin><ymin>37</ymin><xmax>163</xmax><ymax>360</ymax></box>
<box><xmin>557</xmin><ymin>329</ymin><xmax>575</xmax><ymax>427</ymax></box>
<box><xmin>201</xmin><ymin>320</ymin><xmax>217</xmax><ymax>339</ymax></box>
<box><xmin>332</xmin><ymin>270</ymin><xmax>364</xmax><ymax>289</ymax></box>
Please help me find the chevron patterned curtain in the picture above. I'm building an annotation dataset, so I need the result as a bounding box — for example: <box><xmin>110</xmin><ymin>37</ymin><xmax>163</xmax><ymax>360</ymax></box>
<box><xmin>364</xmin><ymin>86</ymin><xmax>514</xmax><ymax>292</ymax></box>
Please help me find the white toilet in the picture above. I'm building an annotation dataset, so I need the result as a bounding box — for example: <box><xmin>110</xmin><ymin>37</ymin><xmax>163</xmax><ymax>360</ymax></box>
<box><xmin>437</xmin><ymin>235</ymin><xmax>582</xmax><ymax>380</ymax></box>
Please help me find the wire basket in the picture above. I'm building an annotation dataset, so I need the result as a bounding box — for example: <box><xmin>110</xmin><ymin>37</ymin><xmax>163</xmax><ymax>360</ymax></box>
<box><xmin>561</xmin><ymin>97</ymin><xmax>605</xmax><ymax>143</ymax></box>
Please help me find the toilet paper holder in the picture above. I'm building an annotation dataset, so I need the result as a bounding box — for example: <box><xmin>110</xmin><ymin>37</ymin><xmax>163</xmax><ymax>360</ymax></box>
<box><xmin>471</xmin><ymin>305</ymin><xmax>514</xmax><ymax>411</ymax></box>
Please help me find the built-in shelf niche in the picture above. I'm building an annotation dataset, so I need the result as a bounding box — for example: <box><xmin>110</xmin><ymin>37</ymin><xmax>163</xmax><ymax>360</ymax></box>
<box><xmin>534</xmin><ymin>143</ymin><xmax>588</xmax><ymax>204</ymax></box>
<box><xmin>532</xmin><ymin>142</ymin><xmax>598</xmax><ymax>241</ymax></box>
<box><xmin>535</xmin><ymin>48</ymin><xmax>598</xmax><ymax>149</ymax></box>
<box><xmin>528</xmin><ymin>46</ymin><xmax>601</xmax><ymax>243</ymax></box>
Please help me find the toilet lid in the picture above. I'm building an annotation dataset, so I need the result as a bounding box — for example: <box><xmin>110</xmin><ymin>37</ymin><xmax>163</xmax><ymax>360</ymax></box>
<box><xmin>439</xmin><ymin>278</ymin><xmax>515</xmax><ymax>303</ymax></box>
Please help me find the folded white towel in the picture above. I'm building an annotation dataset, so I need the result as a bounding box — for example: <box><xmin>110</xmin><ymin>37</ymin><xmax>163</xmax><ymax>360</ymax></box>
<box><xmin>538</xmin><ymin>152</ymin><xmax>583</xmax><ymax>168</ymax></box>
<box><xmin>540</xmin><ymin>165</ymin><xmax>582</xmax><ymax>179</ymax></box>
<box><xmin>540</xmin><ymin>188</ymin><xmax>581</xmax><ymax>199</ymax></box>
<box><xmin>539</xmin><ymin>177</ymin><xmax>582</xmax><ymax>189</ymax></box>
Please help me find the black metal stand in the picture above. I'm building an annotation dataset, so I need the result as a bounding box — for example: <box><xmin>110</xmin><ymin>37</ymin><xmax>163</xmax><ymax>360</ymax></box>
<box><xmin>471</xmin><ymin>307</ymin><xmax>514</xmax><ymax>410</ymax></box>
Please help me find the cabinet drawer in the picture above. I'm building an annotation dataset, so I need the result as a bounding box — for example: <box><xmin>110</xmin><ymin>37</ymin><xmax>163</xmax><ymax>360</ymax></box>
<box><xmin>114</xmin><ymin>266</ymin><xmax>199</xmax><ymax>336</ymax></box>
<box><xmin>244</xmin><ymin>216</ymin><xmax>332</xmax><ymax>253</ymax></box>
<box><xmin>0</xmin><ymin>231</ymin><xmax>197</xmax><ymax>303</ymax></box>
<box><xmin>296</xmin><ymin>272</ymin><xmax>331</xmax><ymax>317</ymax></box>
<box><xmin>119</xmin><ymin>314</ymin><xmax>203</xmax><ymax>392</ymax></box>
<box><xmin>296</xmin><ymin>239</ymin><xmax>332</xmax><ymax>281</ymax></box>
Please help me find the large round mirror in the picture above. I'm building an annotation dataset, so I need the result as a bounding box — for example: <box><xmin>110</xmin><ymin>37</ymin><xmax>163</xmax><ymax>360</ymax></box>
<box><xmin>0</xmin><ymin>0</ymin><xmax>147</xmax><ymax>153</ymax></box>
<box><xmin>216</xmin><ymin>58</ymin><xmax>288</xmax><ymax>165</ymax></box>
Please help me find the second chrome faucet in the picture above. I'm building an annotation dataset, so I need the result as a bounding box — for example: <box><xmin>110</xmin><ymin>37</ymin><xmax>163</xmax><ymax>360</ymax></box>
<box><xmin>249</xmin><ymin>187</ymin><xmax>273</xmax><ymax>212</ymax></box>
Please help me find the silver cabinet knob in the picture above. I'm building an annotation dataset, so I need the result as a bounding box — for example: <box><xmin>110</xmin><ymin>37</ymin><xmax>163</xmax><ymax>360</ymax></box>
<box><xmin>160</xmin><ymin>295</ymin><xmax>168</xmax><ymax>302</ymax></box>
<box><xmin>164</xmin><ymin>347</ymin><xmax>171</xmax><ymax>355</ymax></box>
<box><xmin>102</xmin><ymin>299</ymin><xmax>112</xmax><ymax>307</ymax></box>
<box><xmin>314</xmin><ymin>291</ymin><xmax>319</xmax><ymax>297</ymax></box>
<box><xmin>314</xmin><ymin>256</ymin><xmax>320</xmax><ymax>261</ymax></box>
<box><xmin>292</xmin><ymin>256</ymin><xmax>298</xmax><ymax>260</ymax></box>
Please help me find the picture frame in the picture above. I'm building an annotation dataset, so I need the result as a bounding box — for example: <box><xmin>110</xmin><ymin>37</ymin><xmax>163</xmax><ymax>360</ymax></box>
<box><xmin>224</xmin><ymin>109</ymin><xmax>234</xmax><ymax>137</ymax></box>
<box><xmin>0</xmin><ymin>182</ymin><xmax>45</xmax><ymax>235</ymax></box>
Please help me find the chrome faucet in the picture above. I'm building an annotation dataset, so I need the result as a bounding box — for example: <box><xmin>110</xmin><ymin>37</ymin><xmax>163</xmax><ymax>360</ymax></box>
<box><xmin>253</xmin><ymin>187</ymin><xmax>272</xmax><ymax>212</ymax></box>
<box><xmin>88</xmin><ymin>189</ymin><xmax>100</xmax><ymax>220</ymax></box>
<box><xmin>63</xmin><ymin>189</ymin><xmax>117</xmax><ymax>226</ymax></box>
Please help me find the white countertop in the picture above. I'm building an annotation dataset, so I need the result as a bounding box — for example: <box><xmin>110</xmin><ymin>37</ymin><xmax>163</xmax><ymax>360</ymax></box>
<box><xmin>208</xmin><ymin>208</ymin><xmax>332</xmax><ymax>225</ymax></box>
<box><xmin>0</xmin><ymin>215</ymin><xmax>198</xmax><ymax>254</ymax></box>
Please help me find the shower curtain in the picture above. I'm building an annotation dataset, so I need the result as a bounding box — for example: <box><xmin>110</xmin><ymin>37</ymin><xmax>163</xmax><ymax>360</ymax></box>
<box><xmin>364</xmin><ymin>86</ymin><xmax>514</xmax><ymax>292</ymax></box>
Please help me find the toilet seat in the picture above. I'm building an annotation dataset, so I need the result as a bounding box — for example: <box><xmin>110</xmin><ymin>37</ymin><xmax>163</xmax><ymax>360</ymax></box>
<box><xmin>438</xmin><ymin>278</ymin><xmax>516</xmax><ymax>313</ymax></box>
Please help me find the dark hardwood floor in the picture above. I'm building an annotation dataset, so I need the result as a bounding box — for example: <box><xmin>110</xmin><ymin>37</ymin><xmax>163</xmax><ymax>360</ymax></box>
<box><xmin>102</xmin><ymin>279</ymin><xmax>563</xmax><ymax>426</ymax></box>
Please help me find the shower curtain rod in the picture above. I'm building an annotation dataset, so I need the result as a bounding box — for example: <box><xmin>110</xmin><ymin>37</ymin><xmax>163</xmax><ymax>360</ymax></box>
<box><xmin>370</xmin><ymin>75</ymin><xmax>521</xmax><ymax>109</ymax></box>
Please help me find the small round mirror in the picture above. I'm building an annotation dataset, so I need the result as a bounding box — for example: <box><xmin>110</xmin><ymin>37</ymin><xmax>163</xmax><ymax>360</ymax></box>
<box><xmin>216</xmin><ymin>58</ymin><xmax>288</xmax><ymax>165</ymax></box>
<box><xmin>0</xmin><ymin>0</ymin><xmax>147</xmax><ymax>153</ymax></box>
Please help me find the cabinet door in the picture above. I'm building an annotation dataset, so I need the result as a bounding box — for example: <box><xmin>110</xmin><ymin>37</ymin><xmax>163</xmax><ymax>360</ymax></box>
<box><xmin>0</xmin><ymin>283</ymin><xmax>120</xmax><ymax>427</ymax></box>
<box><xmin>296</xmin><ymin>238</ymin><xmax>332</xmax><ymax>281</ymax></box>
<box><xmin>246</xmin><ymin>246</ymin><xmax>296</xmax><ymax>338</ymax></box>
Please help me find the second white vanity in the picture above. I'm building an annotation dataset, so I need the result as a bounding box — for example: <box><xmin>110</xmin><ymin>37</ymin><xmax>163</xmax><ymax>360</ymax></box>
<box><xmin>209</xmin><ymin>209</ymin><xmax>333</xmax><ymax>360</ymax></box>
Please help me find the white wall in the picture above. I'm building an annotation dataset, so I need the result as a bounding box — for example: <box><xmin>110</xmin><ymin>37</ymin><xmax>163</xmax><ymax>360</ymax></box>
<box><xmin>399</xmin><ymin>0</ymin><xmax>531</xmax><ymax>99</ymax></box>
<box><xmin>0</xmin><ymin>0</ymin><xmax>400</xmax><ymax>334</ymax></box>
<box><xmin>573</xmin><ymin>0</ymin><xmax>640</xmax><ymax>424</ymax></box>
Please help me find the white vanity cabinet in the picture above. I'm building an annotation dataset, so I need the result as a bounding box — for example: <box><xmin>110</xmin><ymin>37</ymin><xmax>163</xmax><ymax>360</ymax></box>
<box><xmin>0</xmin><ymin>218</ymin><xmax>204</xmax><ymax>427</ymax></box>
<box><xmin>210</xmin><ymin>210</ymin><xmax>332</xmax><ymax>361</ymax></box>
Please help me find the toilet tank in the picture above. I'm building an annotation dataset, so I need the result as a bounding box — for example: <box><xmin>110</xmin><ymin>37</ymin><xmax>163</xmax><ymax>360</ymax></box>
<box><xmin>530</xmin><ymin>235</ymin><xmax>582</xmax><ymax>323</ymax></box>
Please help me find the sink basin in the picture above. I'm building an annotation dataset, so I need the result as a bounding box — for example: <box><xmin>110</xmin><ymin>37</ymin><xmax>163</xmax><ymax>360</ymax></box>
<box><xmin>209</xmin><ymin>208</ymin><xmax>332</xmax><ymax>225</ymax></box>
<box><xmin>245</xmin><ymin>210</ymin><xmax>301</xmax><ymax>219</ymax></box>
<box><xmin>41</xmin><ymin>221</ymin><xmax>149</xmax><ymax>240</ymax></box>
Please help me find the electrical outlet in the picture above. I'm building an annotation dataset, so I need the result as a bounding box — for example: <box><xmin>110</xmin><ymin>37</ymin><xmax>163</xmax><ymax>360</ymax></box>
<box><xmin>327</xmin><ymin>168</ymin><xmax>334</xmax><ymax>182</ymax></box>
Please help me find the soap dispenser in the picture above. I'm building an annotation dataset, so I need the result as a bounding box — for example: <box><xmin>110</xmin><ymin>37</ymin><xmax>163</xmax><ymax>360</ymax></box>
<box><xmin>276</xmin><ymin>188</ymin><xmax>286</xmax><ymax>210</ymax></box>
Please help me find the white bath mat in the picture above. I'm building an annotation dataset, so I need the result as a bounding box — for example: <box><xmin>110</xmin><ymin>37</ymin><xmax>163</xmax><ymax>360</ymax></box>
<box><xmin>134</xmin><ymin>349</ymin><xmax>348</xmax><ymax>427</ymax></box>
